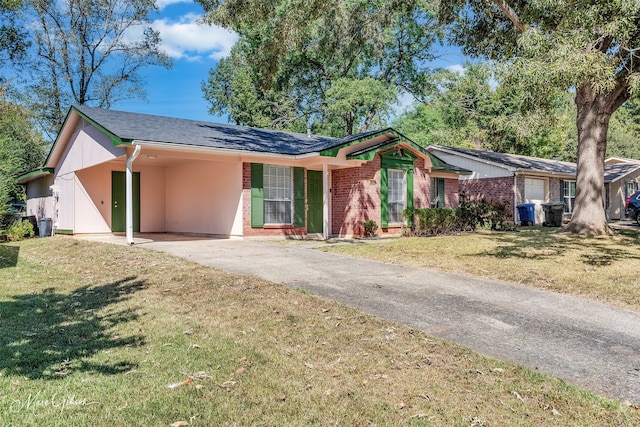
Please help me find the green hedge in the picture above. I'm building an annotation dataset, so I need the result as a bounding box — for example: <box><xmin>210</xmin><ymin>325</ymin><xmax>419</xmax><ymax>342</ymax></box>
<box><xmin>402</xmin><ymin>196</ymin><xmax>509</xmax><ymax>236</ymax></box>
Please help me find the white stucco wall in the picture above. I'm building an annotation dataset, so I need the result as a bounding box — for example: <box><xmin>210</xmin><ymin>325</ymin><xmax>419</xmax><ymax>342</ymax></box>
<box><xmin>165</xmin><ymin>159</ymin><xmax>243</xmax><ymax>236</ymax></box>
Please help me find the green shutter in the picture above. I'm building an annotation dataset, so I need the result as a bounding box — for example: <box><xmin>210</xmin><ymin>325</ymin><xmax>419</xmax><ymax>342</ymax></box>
<box><xmin>250</xmin><ymin>163</ymin><xmax>264</xmax><ymax>228</ymax></box>
<box><xmin>380</xmin><ymin>168</ymin><xmax>388</xmax><ymax>228</ymax></box>
<box><xmin>294</xmin><ymin>167</ymin><xmax>305</xmax><ymax>227</ymax></box>
<box><xmin>406</xmin><ymin>169</ymin><xmax>414</xmax><ymax>227</ymax></box>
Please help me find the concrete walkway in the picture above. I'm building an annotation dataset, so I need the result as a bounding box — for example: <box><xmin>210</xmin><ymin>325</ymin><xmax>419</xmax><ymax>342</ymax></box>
<box><xmin>81</xmin><ymin>234</ymin><xmax>640</xmax><ymax>405</ymax></box>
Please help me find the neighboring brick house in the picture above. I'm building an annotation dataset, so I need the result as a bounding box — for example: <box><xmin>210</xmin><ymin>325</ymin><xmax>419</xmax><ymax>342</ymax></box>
<box><xmin>427</xmin><ymin>146</ymin><xmax>640</xmax><ymax>224</ymax></box>
<box><xmin>18</xmin><ymin>106</ymin><xmax>466</xmax><ymax>242</ymax></box>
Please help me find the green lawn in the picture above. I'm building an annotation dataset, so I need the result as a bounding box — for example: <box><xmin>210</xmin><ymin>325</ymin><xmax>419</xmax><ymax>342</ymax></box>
<box><xmin>0</xmin><ymin>237</ymin><xmax>638</xmax><ymax>426</ymax></box>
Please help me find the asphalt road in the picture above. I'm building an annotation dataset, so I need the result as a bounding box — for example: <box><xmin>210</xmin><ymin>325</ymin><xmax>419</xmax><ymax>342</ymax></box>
<box><xmin>89</xmin><ymin>235</ymin><xmax>640</xmax><ymax>405</ymax></box>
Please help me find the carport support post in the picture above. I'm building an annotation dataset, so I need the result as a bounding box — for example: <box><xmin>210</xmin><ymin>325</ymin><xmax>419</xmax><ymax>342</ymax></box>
<box><xmin>323</xmin><ymin>163</ymin><xmax>330</xmax><ymax>240</ymax></box>
<box><xmin>126</xmin><ymin>145</ymin><xmax>141</xmax><ymax>245</ymax></box>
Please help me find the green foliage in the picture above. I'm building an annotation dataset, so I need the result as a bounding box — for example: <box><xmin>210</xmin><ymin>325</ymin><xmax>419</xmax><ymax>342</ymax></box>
<box><xmin>362</xmin><ymin>219</ymin><xmax>378</xmax><ymax>238</ymax></box>
<box><xmin>393</xmin><ymin>62</ymin><xmax>575</xmax><ymax>158</ymax></box>
<box><xmin>403</xmin><ymin>207</ymin><xmax>460</xmax><ymax>235</ymax></box>
<box><xmin>457</xmin><ymin>194</ymin><xmax>508</xmax><ymax>231</ymax></box>
<box><xmin>199</xmin><ymin>0</ymin><xmax>440</xmax><ymax>135</ymax></box>
<box><xmin>0</xmin><ymin>93</ymin><xmax>46</xmax><ymax>212</ymax></box>
<box><xmin>6</xmin><ymin>218</ymin><xmax>33</xmax><ymax>241</ymax></box>
<box><xmin>403</xmin><ymin>197</ymin><xmax>508</xmax><ymax>236</ymax></box>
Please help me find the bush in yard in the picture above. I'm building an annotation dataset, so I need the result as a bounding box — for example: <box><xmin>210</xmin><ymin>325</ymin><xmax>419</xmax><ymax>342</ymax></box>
<box><xmin>403</xmin><ymin>208</ymin><xmax>460</xmax><ymax>235</ymax></box>
<box><xmin>403</xmin><ymin>197</ymin><xmax>509</xmax><ymax>236</ymax></box>
<box><xmin>7</xmin><ymin>219</ymin><xmax>34</xmax><ymax>241</ymax></box>
<box><xmin>458</xmin><ymin>193</ymin><xmax>508</xmax><ymax>231</ymax></box>
<box><xmin>363</xmin><ymin>219</ymin><xmax>379</xmax><ymax>237</ymax></box>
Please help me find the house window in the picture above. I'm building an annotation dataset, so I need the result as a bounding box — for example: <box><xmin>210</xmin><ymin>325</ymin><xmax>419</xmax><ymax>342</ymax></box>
<box><xmin>563</xmin><ymin>180</ymin><xmax>576</xmax><ymax>213</ymax></box>
<box><xmin>263</xmin><ymin>164</ymin><xmax>292</xmax><ymax>224</ymax></box>
<box><xmin>430</xmin><ymin>177</ymin><xmax>445</xmax><ymax>207</ymax></box>
<box><xmin>388</xmin><ymin>169</ymin><xmax>406</xmax><ymax>224</ymax></box>
<box><xmin>625</xmin><ymin>181</ymin><xmax>637</xmax><ymax>198</ymax></box>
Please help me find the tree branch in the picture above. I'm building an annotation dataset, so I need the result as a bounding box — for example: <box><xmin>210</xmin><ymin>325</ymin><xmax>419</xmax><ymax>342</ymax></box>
<box><xmin>492</xmin><ymin>1</ymin><xmax>526</xmax><ymax>34</ymax></box>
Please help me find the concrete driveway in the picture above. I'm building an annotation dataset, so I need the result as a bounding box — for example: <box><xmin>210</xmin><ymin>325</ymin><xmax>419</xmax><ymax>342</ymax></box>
<box><xmin>82</xmin><ymin>234</ymin><xmax>640</xmax><ymax>405</ymax></box>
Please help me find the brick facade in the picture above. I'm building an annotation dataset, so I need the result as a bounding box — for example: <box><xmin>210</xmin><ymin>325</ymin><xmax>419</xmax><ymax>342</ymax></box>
<box><xmin>243</xmin><ymin>154</ymin><xmax>453</xmax><ymax>238</ymax></box>
<box><xmin>459</xmin><ymin>176</ymin><xmax>515</xmax><ymax>220</ymax></box>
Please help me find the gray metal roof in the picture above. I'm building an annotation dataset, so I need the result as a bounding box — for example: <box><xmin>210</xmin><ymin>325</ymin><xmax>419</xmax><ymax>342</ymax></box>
<box><xmin>74</xmin><ymin>105</ymin><xmax>343</xmax><ymax>155</ymax></box>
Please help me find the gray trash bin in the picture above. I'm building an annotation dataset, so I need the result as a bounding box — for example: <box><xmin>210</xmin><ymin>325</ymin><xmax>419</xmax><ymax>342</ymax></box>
<box><xmin>39</xmin><ymin>218</ymin><xmax>52</xmax><ymax>237</ymax></box>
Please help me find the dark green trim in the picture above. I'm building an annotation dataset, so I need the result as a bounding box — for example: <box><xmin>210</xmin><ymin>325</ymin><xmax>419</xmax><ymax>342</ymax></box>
<box><xmin>319</xmin><ymin>128</ymin><xmax>408</xmax><ymax>158</ymax></box>
<box><xmin>73</xmin><ymin>106</ymin><xmax>128</xmax><ymax>147</ymax></box>
<box><xmin>54</xmin><ymin>229</ymin><xmax>73</xmax><ymax>235</ymax></box>
<box><xmin>16</xmin><ymin>168</ymin><xmax>55</xmax><ymax>184</ymax></box>
<box><xmin>380</xmin><ymin>168</ymin><xmax>389</xmax><ymax>228</ymax></box>
<box><xmin>44</xmin><ymin>106</ymin><xmax>128</xmax><ymax>167</ymax></box>
<box><xmin>406</xmin><ymin>169</ymin><xmax>414</xmax><ymax>228</ymax></box>
<box><xmin>250</xmin><ymin>163</ymin><xmax>264</xmax><ymax>228</ymax></box>
<box><xmin>380</xmin><ymin>150</ymin><xmax>415</xmax><ymax>228</ymax></box>
<box><xmin>293</xmin><ymin>167</ymin><xmax>305</xmax><ymax>227</ymax></box>
<box><xmin>380</xmin><ymin>149</ymin><xmax>416</xmax><ymax>169</ymax></box>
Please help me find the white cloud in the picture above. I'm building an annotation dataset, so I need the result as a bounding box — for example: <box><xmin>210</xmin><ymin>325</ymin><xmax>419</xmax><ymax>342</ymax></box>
<box><xmin>152</xmin><ymin>13</ymin><xmax>238</xmax><ymax>61</ymax></box>
<box><xmin>155</xmin><ymin>0</ymin><xmax>193</xmax><ymax>11</ymax></box>
<box><xmin>446</xmin><ymin>64</ymin><xmax>465</xmax><ymax>75</ymax></box>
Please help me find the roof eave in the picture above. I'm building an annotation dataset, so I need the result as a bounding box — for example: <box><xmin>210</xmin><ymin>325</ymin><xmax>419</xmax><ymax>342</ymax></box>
<box><xmin>132</xmin><ymin>140</ymin><xmax>321</xmax><ymax>160</ymax></box>
<box><xmin>16</xmin><ymin>167</ymin><xmax>55</xmax><ymax>184</ymax></box>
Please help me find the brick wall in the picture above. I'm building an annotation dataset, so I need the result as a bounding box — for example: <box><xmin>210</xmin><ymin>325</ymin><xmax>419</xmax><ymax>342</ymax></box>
<box><xmin>459</xmin><ymin>176</ymin><xmax>515</xmax><ymax>220</ymax></box>
<box><xmin>331</xmin><ymin>157</ymin><xmax>382</xmax><ymax>237</ymax></box>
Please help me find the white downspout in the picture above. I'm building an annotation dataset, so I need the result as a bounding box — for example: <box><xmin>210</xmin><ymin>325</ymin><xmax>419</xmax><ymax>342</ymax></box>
<box><xmin>126</xmin><ymin>145</ymin><xmax>141</xmax><ymax>245</ymax></box>
<box><xmin>323</xmin><ymin>162</ymin><xmax>330</xmax><ymax>240</ymax></box>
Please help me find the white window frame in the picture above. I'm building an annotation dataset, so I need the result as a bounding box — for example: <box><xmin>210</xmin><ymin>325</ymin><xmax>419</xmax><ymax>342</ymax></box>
<box><xmin>388</xmin><ymin>169</ymin><xmax>406</xmax><ymax>224</ymax></box>
<box><xmin>263</xmin><ymin>164</ymin><xmax>293</xmax><ymax>225</ymax></box>
<box><xmin>563</xmin><ymin>180</ymin><xmax>576</xmax><ymax>213</ymax></box>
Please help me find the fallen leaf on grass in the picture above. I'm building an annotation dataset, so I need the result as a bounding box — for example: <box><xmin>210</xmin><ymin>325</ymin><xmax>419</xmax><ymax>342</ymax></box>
<box><xmin>168</xmin><ymin>378</ymin><xmax>193</xmax><ymax>389</ymax></box>
<box><xmin>170</xmin><ymin>422</ymin><xmax>188</xmax><ymax>427</ymax></box>
<box><xmin>218</xmin><ymin>380</ymin><xmax>236</xmax><ymax>390</ymax></box>
<box><xmin>54</xmin><ymin>369</ymin><xmax>69</xmax><ymax>376</ymax></box>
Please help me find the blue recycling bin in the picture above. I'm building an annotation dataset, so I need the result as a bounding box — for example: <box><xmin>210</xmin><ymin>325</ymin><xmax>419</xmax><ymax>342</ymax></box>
<box><xmin>516</xmin><ymin>203</ymin><xmax>536</xmax><ymax>226</ymax></box>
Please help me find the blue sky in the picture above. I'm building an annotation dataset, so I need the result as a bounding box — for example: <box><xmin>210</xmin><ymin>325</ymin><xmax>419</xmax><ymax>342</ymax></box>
<box><xmin>116</xmin><ymin>0</ymin><xmax>237</xmax><ymax>123</ymax></box>
<box><xmin>116</xmin><ymin>0</ymin><xmax>467</xmax><ymax>125</ymax></box>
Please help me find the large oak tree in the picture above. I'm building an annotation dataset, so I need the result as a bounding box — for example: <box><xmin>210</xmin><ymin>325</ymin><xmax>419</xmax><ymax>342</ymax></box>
<box><xmin>199</xmin><ymin>0</ymin><xmax>440</xmax><ymax>136</ymax></box>
<box><xmin>439</xmin><ymin>0</ymin><xmax>640</xmax><ymax>235</ymax></box>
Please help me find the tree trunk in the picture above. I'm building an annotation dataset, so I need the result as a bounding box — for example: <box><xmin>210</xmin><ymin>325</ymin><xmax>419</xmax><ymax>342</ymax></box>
<box><xmin>563</xmin><ymin>82</ymin><xmax>613</xmax><ymax>236</ymax></box>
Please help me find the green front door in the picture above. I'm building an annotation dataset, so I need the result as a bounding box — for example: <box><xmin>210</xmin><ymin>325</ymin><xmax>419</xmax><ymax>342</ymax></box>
<box><xmin>307</xmin><ymin>170</ymin><xmax>323</xmax><ymax>233</ymax></box>
<box><xmin>111</xmin><ymin>171</ymin><xmax>140</xmax><ymax>233</ymax></box>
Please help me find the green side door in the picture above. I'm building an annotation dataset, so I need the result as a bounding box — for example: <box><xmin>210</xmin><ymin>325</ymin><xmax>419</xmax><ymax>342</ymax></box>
<box><xmin>307</xmin><ymin>170</ymin><xmax>323</xmax><ymax>234</ymax></box>
<box><xmin>111</xmin><ymin>171</ymin><xmax>140</xmax><ymax>233</ymax></box>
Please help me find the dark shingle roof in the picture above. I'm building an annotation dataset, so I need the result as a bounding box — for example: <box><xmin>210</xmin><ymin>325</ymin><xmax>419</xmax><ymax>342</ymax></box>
<box><xmin>75</xmin><ymin>105</ymin><xmax>342</xmax><ymax>155</ymax></box>
<box><xmin>438</xmin><ymin>146</ymin><xmax>577</xmax><ymax>175</ymax></box>
<box><xmin>435</xmin><ymin>145</ymin><xmax>640</xmax><ymax>182</ymax></box>
<box><xmin>604</xmin><ymin>162</ymin><xmax>640</xmax><ymax>182</ymax></box>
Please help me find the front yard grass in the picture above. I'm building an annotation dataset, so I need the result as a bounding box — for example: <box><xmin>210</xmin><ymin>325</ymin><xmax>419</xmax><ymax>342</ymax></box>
<box><xmin>320</xmin><ymin>226</ymin><xmax>640</xmax><ymax>311</ymax></box>
<box><xmin>0</xmin><ymin>237</ymin><xmax>638</xmax><ymax>426</ymax></box>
